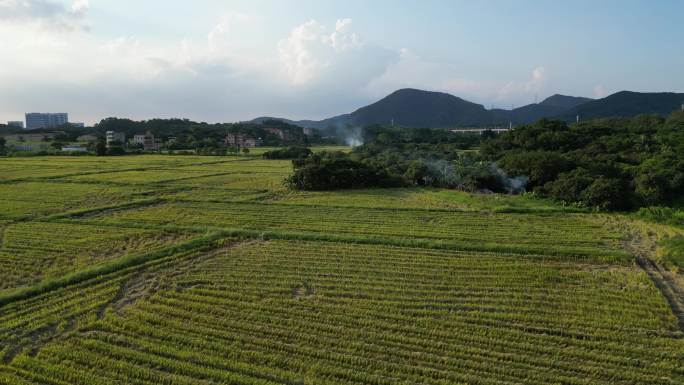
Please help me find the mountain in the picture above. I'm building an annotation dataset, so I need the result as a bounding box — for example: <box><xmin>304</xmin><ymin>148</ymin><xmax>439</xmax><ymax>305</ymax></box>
<box><xmin>342</xmin><ymin>88</ymin><xmax>493</xmax><ymax>127</ymax></box>
<box><xmin>252</xmin><ymin>89</ymin><xmax>588</xmax><ymax>129</ymax></box>
<box><xmin>250</xmin><ymin>89</ymin><xmax>682</xmax><ymax>130</ymax></box>
<box><xmin>503</xmin><ymin>94</ymin><xmax>594</xmax><ymax>124</ymax></box>
<box><xmin>539</xmin><ymin>94</ymin><xmax>593</xmax><ymax>109</ymax></box>
<box><xmin>560</xmin><ymin>91</ymin><xmax>684</xmax><ymax>121</ymax></box>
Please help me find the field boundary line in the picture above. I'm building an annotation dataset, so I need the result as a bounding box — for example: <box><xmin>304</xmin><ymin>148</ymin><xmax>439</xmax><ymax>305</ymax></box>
<box><xmin>612</xmin><ymin>216</ymin><xmax>684</xmax><ymax>333</ymax></box>
<box><xmin>43</xmin><ymin>198</ymin><xmax>164</xmax><ymax>220</ymax></box>
<box><xmin>174</xmin><ymin>199</ymin><xmax>588</xmax><ymax>214</ymax></box>
<box><xmin>635</xmin><ymin>256</ymin><xmax>684</xmax><ymax>333</ymax></box>
<box><xmin>0</xmin><ymin>231</ymin><xmax>226</xmax><ymax>308</ymax></box>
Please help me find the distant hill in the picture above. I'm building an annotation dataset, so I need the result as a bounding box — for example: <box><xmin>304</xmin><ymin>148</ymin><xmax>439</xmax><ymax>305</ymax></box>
<box><xmin>561</xmin><ymin>91</ymin><xmax>684</xmax><ymax>121</ymax></box>
<box><xmin>344</xmin><ymin>88</ymin><xmax>495</xmax><ymax>127</ymax></box>
<box><xmin>250</xmin><ymin>89</ymin><xmax>683</xmax><ymax>130</ymax></box>
<box><xmin>540</xmin><ymin>94</ymin><xmax>593</xmax><ymax>109</ymax></box>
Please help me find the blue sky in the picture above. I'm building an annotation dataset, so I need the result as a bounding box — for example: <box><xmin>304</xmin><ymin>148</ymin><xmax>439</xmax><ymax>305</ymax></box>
<box><xmin>1</xmin><ymin>0</ymin><xmax>683</xmax><ymax>124</ymax></box>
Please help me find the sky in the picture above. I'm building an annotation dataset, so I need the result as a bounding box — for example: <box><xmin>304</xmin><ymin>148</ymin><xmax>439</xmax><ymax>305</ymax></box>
<box><xmin>1</xmin><ymin>0</ymin><xmax>683</xmax><ymax>125</ymax></box>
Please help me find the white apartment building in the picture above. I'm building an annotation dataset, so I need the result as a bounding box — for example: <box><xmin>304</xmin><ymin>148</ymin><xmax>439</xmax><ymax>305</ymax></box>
<box><xmin>106</xmin><ymin>131</ymin><xmax>126</xmax><ymax>148</ymax></box>
<box><xmin>25</xmin><ymin>113</ymin><xmax>68</xmax><ymax>130</ymax></box>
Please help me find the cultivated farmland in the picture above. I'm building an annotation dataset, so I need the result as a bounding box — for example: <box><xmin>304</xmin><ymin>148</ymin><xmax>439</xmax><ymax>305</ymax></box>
<box><xmin>0</xmin><ymin>154</ymin><xmax>683</xmax><ymax>385</ymax></box>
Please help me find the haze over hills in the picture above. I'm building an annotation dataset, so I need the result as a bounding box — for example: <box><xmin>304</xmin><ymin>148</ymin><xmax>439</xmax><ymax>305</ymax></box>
<box><xmin>252</xmin><ymin>88</ymin><xmax>684</xmax><ymax>129</ymax></box>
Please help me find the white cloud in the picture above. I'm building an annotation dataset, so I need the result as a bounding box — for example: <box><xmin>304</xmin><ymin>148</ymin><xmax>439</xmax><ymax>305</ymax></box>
<box><xmin>71</xmin><ymin>0</ymin><xmax>88</xmax><ymax>14</ymax></box>
<box><xmin>497</xmin><ymin>66</ymin><xmax>547</xmax><ymax>101</ymax></box>
<box><xmin>366</xmin><ymin>50</ymin><xmax>549</xmax><ymax>107</ymax></box>
<box><xmin>207</xmin><ymin>12</ymin><xmax>251</xmax><ymax>54</ymax></box>
<box><xmin>278</xmin><ymin>19</ymin><xmax>397</xmax><ymax>87</ymax></box>
<box><xmin>0</xmin><ymin>10</ymin><xmax>562</xmax><ymax>124</ymax></box>
<box><xmin>0</xmin><ymin>0</ymin><xmax>90</xmax><ymax>30</ymax></box>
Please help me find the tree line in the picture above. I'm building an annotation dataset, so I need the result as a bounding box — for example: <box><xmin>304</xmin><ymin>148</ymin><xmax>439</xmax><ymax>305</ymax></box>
<box><xmin>286</xmin><ymin>110</ymin><xmax>684</xmax><ymax>211</ymax></box>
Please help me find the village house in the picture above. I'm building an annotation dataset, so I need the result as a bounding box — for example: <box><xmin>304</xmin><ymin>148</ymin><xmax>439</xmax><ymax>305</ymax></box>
<box><xmin>225</xmin><ymin>133</ymin><xmax>259</xmax><ymax>148</ymax></box>
<box><xmin>61</xmin><ymin>145</ymin><xmax>88</xmax><ymax>152</ymax></box>
<box><xmin>77</xmin><ymin>134</ymin><xmax>98</xmax><ymax>142</ymax></box>
<box><xmin>131</xmin><ymin>131</ymin><xmax>161</xmax><ymax>151</ymax></box>
<box><xmin>1</xmin><ymin>132</ymin><xmax>58</xmax><ymax>142</ymax></box>
<box><xmin>106</xmin><ymin>131</ymin><xmax>126</xmax><ymax>148</ymax></box>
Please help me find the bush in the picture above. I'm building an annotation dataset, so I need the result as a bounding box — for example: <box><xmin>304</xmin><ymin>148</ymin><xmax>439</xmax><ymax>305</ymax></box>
<box><xmin>499</xmin><ymin>151</ymin><xmax>572</xmax><ymax>188</ymax></box>
<box><xmin>263</xmin><ymin>146</ymin><xmax>312</xmax><ymax>160</ymax></box>
<box><xmin>286</xmin><ymin>152</ymin><xmax>402</xmax><ymax>190</ymax></box>
<box><xmin>581</xmin><ymin>177</ymin><xmax>628</xmax><ymax>211</ymax></box>
<box><xmin>636</xmin><ymin>206</ymin><xmax>684</xmax><ymax>226</ymax></box>
<box><xmin>543</xmin><ymin>169</ymin><xmax>594</xmax><ymax>203</ymax></box>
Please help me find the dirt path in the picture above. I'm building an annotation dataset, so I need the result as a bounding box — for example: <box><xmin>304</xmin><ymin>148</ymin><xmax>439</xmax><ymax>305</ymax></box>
<box><xmin>2</xmin><ymin>240</ymin><xmax>245</xmax><ymax>365</ymax></box>
<box><xmin>96</xmin><ymin>240</ymin><xmax>244</xmax><ymax>319</ymax></box>
<box><xmin>635</xmin><ymin>255</ymin><xmax>684</xmax><ymax>332</ymax></box>
<box><xmin>613</xmin><ymin>217</ymin><xmax>684</xmax><ymax>333</ymax></box>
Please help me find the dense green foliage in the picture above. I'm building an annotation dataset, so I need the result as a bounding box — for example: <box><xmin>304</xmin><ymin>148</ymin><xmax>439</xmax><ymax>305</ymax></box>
<box><xmin>262</xmin><ymin>146</ymin><xmax>312</xmax><ymax>160</ymax></box>
<box><xmin>287</xmin><ymin>127</ymin><xmax>524</xmax><ymax>193</ymax></box>
<box><xmin>286</xmin><ymin>151</ymin><xmax>400</xmax><ymax>190</ymax></box>
<box><xmin>94</xmin><ymin>118</ymin><xmax>309</xmax><ymax>148</ymax></box>
<box><xmin>483</xmin><ymin>111</ymin><xmax>684</xmax><ymax>210</ymax></box>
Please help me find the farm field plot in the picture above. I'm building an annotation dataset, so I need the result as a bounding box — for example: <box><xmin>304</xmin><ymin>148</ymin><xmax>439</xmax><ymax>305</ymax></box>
<box><xmin>0</xmin><ymin>182</ymin><xmax>149</xmax><ymax>218</ymax></box>
<box><xmin>1</xmin><ymin>155</ymin><xmax>683</xmax><ymax>385</ymax></box>
<box><xmin>0</xmin><ymin>221</ymin><xmax>197</xmax><ymax>290</ymax></box>
<box><xmin>83</xmin><ymin>200</ymin><xmax>626</xmax><ymax>258</ymax></box>
<box><xmin>1</xmin><ymin>240</ymin><xmax>683</xmax><ymax>385</ymax></box>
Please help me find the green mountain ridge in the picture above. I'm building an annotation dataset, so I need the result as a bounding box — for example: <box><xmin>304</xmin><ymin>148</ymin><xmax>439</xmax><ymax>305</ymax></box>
<box><xmin>251</xmin><ymin>88</ymin><xmax>684</xmax><ymax>130</ymax></box>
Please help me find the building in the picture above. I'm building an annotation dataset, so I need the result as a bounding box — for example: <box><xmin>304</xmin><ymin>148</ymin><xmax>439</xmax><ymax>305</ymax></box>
<box><xmin>61</xmin><ymin>145</ymin><xmax>88</xmax><ymax>152</ymax></box>
<box><xmin>450</xmin><ymin>127</ymin><xmax>511</xmax><ymax>135</ymax></box>
<box><xmin>70</xmin><ymin>122</ymin><xmax>85</xmax><ymax>128</ymax></box>
<box><xmin>7</xmin><ymin>121</ymin><xmax>24</xmax><ymax>129</ymax></box>
<box><xmin>225</xmin><ymin>133</ymin><xmax>259</xmax><ymax>148</ymax></box>
<box><xmin>25</xmin><ymin>113</ymin><xmax>68</xmax><ymax>130</ymax></box>
<box><xmin>131</xmin><ymin>131</ymin><xmax>160</xmax><ymax>151</ymax></box>
<box><xmin>2</xmin><ymin>133</ymin><xmax>57</xmax><ymax>142</ymax></box>
<box><xmin>105</xmin><ymin>131</ymin><xmax>126</xmax><ymax>148</ymax></box>
<box><xmin>77</xmin><ymin>134</ymin><xmax>98</xmax><ymax>142</ymax></box>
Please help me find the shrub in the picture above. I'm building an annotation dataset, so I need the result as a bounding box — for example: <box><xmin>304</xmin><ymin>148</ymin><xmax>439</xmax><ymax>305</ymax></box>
<box><xmin>263</xmin><ymin>146</ymin><xmax>312</xmax><ymax>160</ymax></box>
<box><xmin>581</xmin><ymin>177</ymin><xmax>628</xmax><ymax>210</ymax></box>
<box><xmin>286</xmin><ymin>152</ymin><xmax>402</xmax><ymax>190</ymax></box>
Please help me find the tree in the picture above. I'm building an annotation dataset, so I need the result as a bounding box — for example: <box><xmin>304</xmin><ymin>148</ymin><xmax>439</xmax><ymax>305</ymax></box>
<box><xmin>106</xmin><ymin>140</ymin><xmax>125</xmax><ymax>156</ymax></box>
<box><xmin>404</xmin><ymin>160</ymin><xmax>431</xmax><ymax>186</ymax></box>
<box><xmin>499</xmin><ymin>151</ymin><xmax>573</xmax><ymax>188</ymax></box>
<box><xmin>581</xmin><ymin>177</ymin><xmax>628</xmax><ymax>211</ymax></box>
<box><xmin>242</xmin><ymin>147</ymin><xmax>250</xmax><ymax>155</ymax></box>
<box><xmin>543</xmin><ymin>168</ymin><xmax>594</xmax><ymax>203</ymax></box>
<box><xmin>0</xmin><ymin>137</ymin><xmax>5</xmax><ymax>155</ymax></box>
<box><xmin>95</xmin><ymin>140</ymin><xmax>107</xmax><ymax>156</ymax></box>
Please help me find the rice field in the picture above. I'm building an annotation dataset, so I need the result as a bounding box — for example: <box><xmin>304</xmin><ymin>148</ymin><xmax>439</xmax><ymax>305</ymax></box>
<box><xmin>0</xmin><ymin>155</ymin><xmax>682</xmax><ymax>385</ymax></box>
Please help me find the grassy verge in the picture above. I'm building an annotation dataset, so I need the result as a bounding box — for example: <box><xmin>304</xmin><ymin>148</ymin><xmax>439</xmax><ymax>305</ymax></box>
<box><xmin>661</xmin><ymin>236</ymin><xmax>684</xmax><ymax>271</ymax></box>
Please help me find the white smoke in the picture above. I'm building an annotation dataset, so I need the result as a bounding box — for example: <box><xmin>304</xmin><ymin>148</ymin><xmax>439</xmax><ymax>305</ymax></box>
<box><xmin>490</xmin><ymin>164</ymin><xmax>528</xmax><ymax>194</ymax></box>
<box><xmin>341</xmin><ymin>126</ymin><xmax>363</xmax><ymax>147</ymax></box>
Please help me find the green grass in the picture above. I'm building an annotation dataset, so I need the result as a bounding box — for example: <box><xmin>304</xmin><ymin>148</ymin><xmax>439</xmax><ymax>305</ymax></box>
<box><xmin>661</xmin><ymin>236</ymin><xmax>684</xmax><ymax>271</ymax></box>
<box><xmin>0</xmin><ymin>154</ymin><xmax>682</xmax><ymax>385</ymax></box>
